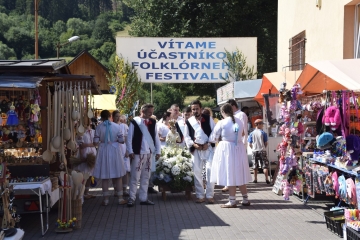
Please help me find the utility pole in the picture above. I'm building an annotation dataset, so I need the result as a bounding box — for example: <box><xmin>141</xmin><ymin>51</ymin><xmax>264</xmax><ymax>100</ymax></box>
<box><xmin>34</xmin><ymin>0</ymin><xmax>40</xmax><ymax>59</ymax></box>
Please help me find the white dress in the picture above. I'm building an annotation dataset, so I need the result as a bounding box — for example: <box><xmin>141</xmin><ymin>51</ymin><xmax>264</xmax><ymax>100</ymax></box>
<box><xmin>209</xmin><ymin>117</ymin><xmax>252</xmax><ymax>186</ymax></box>
<box><xmin>157</xmin><ymin>122</ymin><xmax>170</xmax><ymax>148</ymax></box>
<box><xmin>92</xmin><ymin>121</ymin><xmax>126</xmax><ymax>179</ymax></box>
<box><xmin>118</xmin><ymin>123</ymin><xmax>131</xmax><ymax>172</ymax></box>
<box><xmin>75</xmin><ymin>129</ymin><xmax>97</xmax><ymax>175</ymax></box>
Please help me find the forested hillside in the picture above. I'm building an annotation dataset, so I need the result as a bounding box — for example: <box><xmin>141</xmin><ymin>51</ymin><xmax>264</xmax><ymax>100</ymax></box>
<box><xmin>0</xmin><ymin>0</ymin><xmax>131</xmax><ymax>67</ymax></box>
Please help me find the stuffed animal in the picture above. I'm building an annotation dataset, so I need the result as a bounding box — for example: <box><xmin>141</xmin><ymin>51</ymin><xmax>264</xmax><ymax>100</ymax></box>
<box><xmin>346</xmin><ymin>178</ymin><xmax>357</xmax><ymax>205</ymax></box>
<box><xmin>346</xmin><ymin>135</ymin><xmax>360</xmax><ymax>161</ymax></box>
<box><xmin>281</xmin><ymin>157</ymin><xmax>291</xmax><ymax>175</ymax></box>
<box><xmin>323</xmin><ymin>106</ymin><xmax>342</xmax><ymax>131</ymax></box>
<box><xmin>316</xmin><ymin>132</ymin><xmax>334</xmax><ymax>148</ymax></box>
<box><xmin>281</xmin><ymin>180</ymin><xmax>293</xmax><ymax>200</ymax></box>
<box><xmin>332</xmin><ymin>171</ymin><xmax>339</xmax><ymax>198</ymax></box>
<box><xmin>338</xmin><ymin>175</ymin><xmax>347</xmax><ymax>200</ymax></box>
<box><xmin>293</xmin><ymin>179</ymin><xmax>302</xmax><ymax>192</ymax></box>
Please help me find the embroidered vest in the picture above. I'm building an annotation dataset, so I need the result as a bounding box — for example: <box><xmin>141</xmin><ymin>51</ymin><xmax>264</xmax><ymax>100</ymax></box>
<box><xmin>185</xmin><ymin>114</ymin><xmax>215</xmax><ymax>152</ymax></box>
<box><xmin>131</xmin><ymin>118</ymin><xmax>156</xmax><ymax>154</ymax></box>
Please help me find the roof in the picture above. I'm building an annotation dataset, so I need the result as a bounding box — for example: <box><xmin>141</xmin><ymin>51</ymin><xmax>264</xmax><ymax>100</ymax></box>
<box><xmin>296</xmin><ymin>59</ymin><xmax>360</xmax><ymax>93</ymax></box>
<box><xmin>68</xmin><ymin>50</ymin><xmax>109</xmax><ymax>73</ymax></box>
<box><xmin>234</xmin><ymin>79</ymin><xmax>262</xmax><ymax>100</ymax></box>
<box><xmin>254</xmin><ymin>70</ymin><xmax>301</xmax><ymax>105</ymax></box>
<box><xmin>0</xmin><ymin>59</ymin><xmax>70</xmax><ymax>74</ymax></box>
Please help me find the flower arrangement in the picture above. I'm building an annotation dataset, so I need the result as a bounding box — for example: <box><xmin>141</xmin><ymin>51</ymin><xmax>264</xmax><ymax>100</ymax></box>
<box><xmin>56</xmin><ymin>218</ymin><xmax>77</xmax><ymax>229</ymax></box>
<box><xmin>153</xmin><ymin>146</ymin><xmax>194</xmax><ymax>191</ymax></box>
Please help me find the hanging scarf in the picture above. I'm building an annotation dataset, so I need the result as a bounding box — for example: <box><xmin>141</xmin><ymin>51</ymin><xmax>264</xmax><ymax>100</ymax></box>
<box><xmin>103</xmin><ymin>120</ymin><xmax>112</xmax><ymax>143</ymax></box>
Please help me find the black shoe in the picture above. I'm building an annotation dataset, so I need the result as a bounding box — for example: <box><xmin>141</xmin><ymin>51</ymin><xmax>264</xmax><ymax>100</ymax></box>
<box><xmin>253</xmin><ymin>180</ymin><xmax>257</xmax><ymax>183</ymax></box>
<box><xmin>148</xmin><ymin>187</ymin><xmax>158</xmax><ymax>194</ymax></box>
<box><xmin>266</xmin><ymin>180</ymin><xmax>270</xmax><ymax>184</ymax></box>
<box><xmin>127</xmin><ymin>198</ymin><xmax>135</xmax><ymax>207</ymax></box>
<box><xmin>140</xmin><ymin>199</ymin><xmax>155</xmax><ymax>205</ymax></box>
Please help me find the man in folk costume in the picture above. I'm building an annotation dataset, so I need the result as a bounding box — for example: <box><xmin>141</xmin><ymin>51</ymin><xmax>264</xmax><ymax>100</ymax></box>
<box><xmin>175</xmin><ymin>106</ymin><xmax>192</xmax><ymax>147</ymax></box>
<box><xmin>126</xmin><ymin>104</ymin><xmax>161</xmax><ymax>207</ymax></box>
<box><xmin>184</xmin><ymin>100</ymin><xmax>216</xmax><ymax>203</ymax></box>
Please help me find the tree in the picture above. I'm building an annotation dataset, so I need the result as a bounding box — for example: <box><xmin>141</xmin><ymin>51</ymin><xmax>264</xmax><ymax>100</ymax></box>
<box><xmin>107</xmin><ymin>55</ymin><xmax>146</xmax><ymax>116</ymax></box>
<box><xmin>4</xmin><ymin>26</ymin><xmax>33</xmax><ymax>59</ymax></box>
<box><xmin>222</xmin><ymin>48</ymin><xmax>257</xmax><ymax>82</ymax></box>
<box><xmin>0</xmin><ymin>41</ymin><xmax>16</xmax><ymax>59</ymax></box>
<box><xmin>92</xmin><ymin>18</ymin><xmax>114</xmax><ymax>43</ymax></box>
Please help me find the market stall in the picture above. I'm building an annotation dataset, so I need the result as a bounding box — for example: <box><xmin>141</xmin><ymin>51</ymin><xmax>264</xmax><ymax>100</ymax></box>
<box><xmin>0</xmin><ymin>60</ymin><xmax>102</xmax><ymax>235</ymax></box>
<box><xmin>270</xmin><ymin>60</ymin><xmax>360</xmax><ymax>238</ymax></box>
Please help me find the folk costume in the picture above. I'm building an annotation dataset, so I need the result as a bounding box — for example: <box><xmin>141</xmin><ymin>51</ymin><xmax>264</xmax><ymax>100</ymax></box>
<box><xmin>92</xmin><ymin>121</ymin><xmax>126</xmax><ymax>179</ymax></box>
<box><xmin>209</xmin><ymin>117</ymin><xmax>252</xmax><ymax>186</ymax></box>
<box><xmin>184</xmin><ymin>114</ymin><xmax>215</xmax><ymax>200</ymax></box>
<box><xmin>126</xmin><ymin>117</ymin><xmax>161</xmax><ymax>203</ymax></box>
<box><xmin>75</xmin><ymin>128</ymin><xmax>97</xmax><ymax>175</ymax></box>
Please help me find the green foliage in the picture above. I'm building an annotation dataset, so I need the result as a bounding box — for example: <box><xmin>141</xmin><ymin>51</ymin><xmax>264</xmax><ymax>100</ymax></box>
<box><xmin>0</xmin><ymin>41</ymin><xmax>16</xmax><ymax>59</ymax></box>
<box><xmin>107</xmin><ymin>55</ymin><xmax>144</xmax><ymax>115</ymax></box>
<box><xmin>4</xmin><ymin>26</ymin><xmax>33</xmax><ymax>59</ymax></box>
<box><xmin>222</xmin><ymin>48</ymin><xmax>257</xmax><ymax>82</ymax></box>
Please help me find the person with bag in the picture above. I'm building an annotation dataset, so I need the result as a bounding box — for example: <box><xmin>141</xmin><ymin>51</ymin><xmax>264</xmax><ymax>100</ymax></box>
<box><xmin>126</xmin><ymin>104</ymin><xmax>161</xmax><ymax>207</ymax></box>
<box><xmin>93</xmin><ymin>110</ymin><xmax>127</xmax><ymax>206</ymax></box>
<box><xmin>209</xmin><ymin>104</ymin><xmax>252</xmax><ymax>208</ymax></box>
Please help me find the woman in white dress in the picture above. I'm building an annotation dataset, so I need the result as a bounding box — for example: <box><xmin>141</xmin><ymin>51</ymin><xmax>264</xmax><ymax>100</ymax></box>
<box><xmin>112</xmin><ymin>110</ymin><xmax>130</xmax><ymax>198</ymax></box>
<box><xmin>75</xmin><ymin>123</ymin><xmax>97</xmax><ymax>199</ymax></box>
<box><xmin>93</xmin><ymin>110</ymin><xmax>127</xmax><ymax>206</ymax></box>
<box><xmin>209</xmin><ymin>103</ymin><xmax>252</xmax><ymax>208</ymax></box>
<box><xmin>158</xmin><ymin>111</ymin><xmax>171</xmax><ymax>148</ymax></box>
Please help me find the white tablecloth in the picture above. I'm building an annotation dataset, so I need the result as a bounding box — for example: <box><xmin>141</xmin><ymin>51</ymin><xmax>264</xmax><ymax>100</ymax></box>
<box><xmin>11</xmin><ymin>179</ymin><xmax>51</xmax><ymax>195</ymax></box>
<box><xmin>11</xmin><ymin>179</ymin><xmax>60</xmax><ymax>207</ymax></box>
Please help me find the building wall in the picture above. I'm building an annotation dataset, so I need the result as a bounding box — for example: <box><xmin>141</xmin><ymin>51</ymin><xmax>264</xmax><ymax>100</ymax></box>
<box><xmin>68</xmin><ymin>54</ymin><xmax>109</xmax><ymax>92</ymax></box>
<box><xmin>278</xmin><ymin>0</ymin><xmax>360</xmax><ymax>71</ymax></box>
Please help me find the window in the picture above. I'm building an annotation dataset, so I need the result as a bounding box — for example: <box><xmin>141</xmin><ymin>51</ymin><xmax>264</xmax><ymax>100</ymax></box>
<box><xmin>289</xmin><ymin>31</ymin><xmax>306</xmax><ymax>70</ymax></box>
<box><xmin>355</xmin><ymin>3</ymin><xmax>360</xmax><ymax>58</ymax></box>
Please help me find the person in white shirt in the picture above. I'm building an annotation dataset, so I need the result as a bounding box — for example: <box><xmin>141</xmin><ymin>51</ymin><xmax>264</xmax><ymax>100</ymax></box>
<box><xmin>157</xmin><ymin>111</ymin><xmax>171</xmax><ymax>148</ymax></box>
<box><xmin>126</xmin><ymin>104</ymin><xmax>161</xmax><ymax>207</ymax></box>
<box><xmin>175</xmin><ymin>106</ymin><xmax>192</xmax><ymax>147</ymax></box>
<box><xmin>184</xmin><ymin>100</ymin><xmax>216</xmax><ymax>204</ymax></box>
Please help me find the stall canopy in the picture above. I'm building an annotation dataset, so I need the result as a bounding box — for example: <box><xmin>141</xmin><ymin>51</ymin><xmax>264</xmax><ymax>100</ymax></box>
<box><xmin>216</xmin><ymin>79</ymin><xmax>262</xmax><ymax>105</ymax></box>
<box><xmin>93</xmin><ymin>94</ymin><xmax>116</xmax><ymax>110</ymax></box>
<box><xmin>254</xmin><ymin>70</ymin><xmax>301</xmax><ymax>106</ymax></box>
<box><xmin>296</xmin><ymin>59</ymin><xmax>360</xmax><ymax>94</ymax></box>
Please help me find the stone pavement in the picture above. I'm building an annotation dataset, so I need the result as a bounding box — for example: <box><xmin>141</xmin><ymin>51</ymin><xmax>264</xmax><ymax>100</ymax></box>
<box><xmin>20</xmin><ymin>173</ymin><xmax>339</xmax><ymax>240</ymax></box>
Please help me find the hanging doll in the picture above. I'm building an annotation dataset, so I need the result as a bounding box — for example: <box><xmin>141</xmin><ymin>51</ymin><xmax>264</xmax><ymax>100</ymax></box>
<box><xmin>15</xmin><ymin>96</ymin><xmax>25</xmax><ymax>121</ymax></box>
<box><xmin>30</xmin><ymin>100</ymin><xmax>40</xmax><ymax>122</ymax></box>
<box><xmin>6</xmin><ymin>103</ymin><xmax>19</xmax><ymax>126</ymax></box>
<box><xmin>346</xmin><ymin>178</ymin><xmax>357</xmax><ymax>206</ymax></box>
<box><xmin>324</xmin><ymin>174</ymin><xmax>335</xmax><ymax>196</ymax></box>
<box><xmin>281</xmin><ymin>180</ymin><xmax>293</xmax><ymax>200</ymax></box>
<box><xmin>332</xmin><ymin>171</ymin><xmax>340</xmax><ymax>198</ymax></box>
<box><xmin>338</xmin><ymin>175</ymin><xmax>347</xmax><ymax>200</ymax></box>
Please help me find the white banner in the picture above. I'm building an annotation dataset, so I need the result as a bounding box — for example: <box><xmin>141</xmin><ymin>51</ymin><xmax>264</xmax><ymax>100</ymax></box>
<box><xmin>116</xmin><ymin>37</ymin><xmax>257</xmax><ymax>83</ymax></box>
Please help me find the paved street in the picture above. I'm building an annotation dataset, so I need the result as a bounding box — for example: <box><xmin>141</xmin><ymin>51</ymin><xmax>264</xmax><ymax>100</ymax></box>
<box><xmin>21</xmin><ymin>173</ymin><xmax>339</xmax><ymax>240</ymax></box>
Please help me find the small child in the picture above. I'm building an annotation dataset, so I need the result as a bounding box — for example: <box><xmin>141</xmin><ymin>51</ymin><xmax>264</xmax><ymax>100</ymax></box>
<box><xmin>248</xmin><ymin>119</ymin><xmax>270</xmax><ymax>184</ymax></box>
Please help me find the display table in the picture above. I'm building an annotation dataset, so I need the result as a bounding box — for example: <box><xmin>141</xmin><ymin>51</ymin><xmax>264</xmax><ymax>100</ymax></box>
<box><xmin>10</xmin><ymin>179</ymin><xmax>59</xmax><ymax>236</ymax></box>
